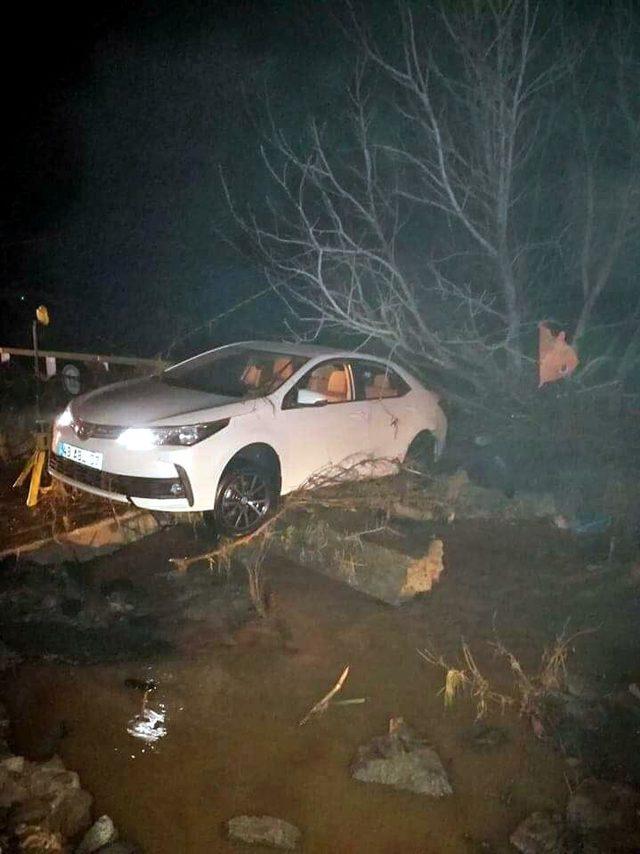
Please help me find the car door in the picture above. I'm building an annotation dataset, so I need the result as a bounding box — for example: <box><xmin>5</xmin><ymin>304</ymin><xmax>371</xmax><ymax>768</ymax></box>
<box><xmin>351</xmin><ymin>360</ymin><xmax>413</xmax><ymax>473</ymax></box>
<box><xmin>277</xmin><ymin>359</ymin><xmax>371</xmax><ymax>489</ymax></box>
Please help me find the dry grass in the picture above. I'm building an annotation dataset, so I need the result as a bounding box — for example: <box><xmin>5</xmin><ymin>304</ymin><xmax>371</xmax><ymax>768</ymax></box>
<box><xmin>491</xmin><ymin>625</ymin><xmax>596</xmax><ymax>715</ymax></box>
<box><xmin>419</xmin><ymin>627</ymin><xmax>594</xmax><ymax>721</ymax></box>
<box><xmin>419</xmin><ymin>642</ymin><xmax>513</xmax><ymax>719</ymax></box>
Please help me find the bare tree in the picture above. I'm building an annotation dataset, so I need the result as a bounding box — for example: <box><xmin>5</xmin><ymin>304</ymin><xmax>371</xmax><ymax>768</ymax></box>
<box><xmin>225</xmin><ymin>0</ymin><xmax>639</xmax><ymax>411</ymax></box>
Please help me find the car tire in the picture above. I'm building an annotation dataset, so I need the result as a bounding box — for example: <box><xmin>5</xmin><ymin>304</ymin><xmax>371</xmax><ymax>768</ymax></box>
<box><xmin>404</xmin><ymin>431</ymin><xmax>437</xmax><ymax>477</ymax></box>
<box><xmin>213</xmin><ymin>462</ymin><xmax>278</xmax><ymax>538</ymax></box>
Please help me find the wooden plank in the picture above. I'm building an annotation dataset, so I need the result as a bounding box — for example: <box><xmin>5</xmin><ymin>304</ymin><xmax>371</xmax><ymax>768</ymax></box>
<box><xmin>0</xmin><ymin>346</ymin><xmax>166</xmax><ymax>369</ymax></box>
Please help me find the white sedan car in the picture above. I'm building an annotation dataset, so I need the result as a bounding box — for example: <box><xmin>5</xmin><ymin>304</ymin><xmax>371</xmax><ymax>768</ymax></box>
<box><xmin>50</xmin><ymin>341</ymin><xmax>447</xmax><ymax>536</ymax></box>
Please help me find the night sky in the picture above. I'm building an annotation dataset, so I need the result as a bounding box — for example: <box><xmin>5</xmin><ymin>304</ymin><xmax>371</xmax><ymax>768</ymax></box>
<box><xmin>1</xmin><ymin>0</ymin><xmax>348</xmax><ymax>359</ymax></box>
<box><xmin>2</xmin><ymin>0</ymin><xmax>638</xmax><ymax>381</ymax></box>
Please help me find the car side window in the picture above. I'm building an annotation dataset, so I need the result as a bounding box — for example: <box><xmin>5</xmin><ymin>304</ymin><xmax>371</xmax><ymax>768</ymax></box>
<box><xmin>351</xmin><ymin>361</ymin><xmax>410</xmax><ymax>401</ymax></box>
<box><xmin>282</xmin><ymin>360</ymin><xmax>353</xmax><ymax>408</ymax></box>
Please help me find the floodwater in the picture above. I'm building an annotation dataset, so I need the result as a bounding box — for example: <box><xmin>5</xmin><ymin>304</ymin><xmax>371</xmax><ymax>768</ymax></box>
<box><xmin>4</xmin><ymin>520</ymin><xmax>639</xmax><ymax>853</ymax></box>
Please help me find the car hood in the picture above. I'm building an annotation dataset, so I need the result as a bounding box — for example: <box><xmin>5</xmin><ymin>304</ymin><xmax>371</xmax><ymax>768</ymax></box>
<box><xmin>73</xmin><ymin>376</ymin><xmax>263</xmax><ymax>426</ymax></box>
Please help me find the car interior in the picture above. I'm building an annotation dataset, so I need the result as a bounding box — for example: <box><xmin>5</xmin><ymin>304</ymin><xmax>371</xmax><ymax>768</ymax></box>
<box><xmin>239</xmin><ymin>355</ymin><xmax>403</xmax><ymax>403</ymax></box>
<box><xmin>364</xmin><ymin>371</ymin><xmax>398</xmax><ymax>399</ymax></box>
<box><xmin>304</xmin><ymin>362</ymin><xmax>351</xmax><ymax>402</ymax></box>
<box><xmin>240</xmin><ymin>355</ymin><xmax>298</xmax><ymax>392</ymax></box>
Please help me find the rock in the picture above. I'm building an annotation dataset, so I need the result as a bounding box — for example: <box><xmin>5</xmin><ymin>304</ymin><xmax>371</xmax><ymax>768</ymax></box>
<box><xmin>350</xmin><ymin>717</ymin><xmax>452</xmax><ymax>797</ymax></box>
<box><xmin>510</xmin><ymin>812</ymin><xmax>566</xmax><ymax>853</ymax></box>
<box><xmin>566</xmin><ymin>778</ymin><xmax>640</xmax><ymax>833</ymax></box>
<box><xmin>29</xmin><ymin>768</ymin><xmax>80</xmax><ymax>799</ymax></box>
<box><xmin>227</xmin><ymin>815</ymin><xmax>302</xmax><ymax>850</ymax></box>
<box><xmin>1</xmin><ymin>755</ymin><xmax>25</xmax><ymax>774</ymax></box>
<box><xmin>49</xmin><ymin>787</ymin><xmax>93</xmax><ymax>838</ymax></box>
<box><xmin>77</xmin><ymin>815</ymin><xmax>118</xmax><ymax>853</ymax></box>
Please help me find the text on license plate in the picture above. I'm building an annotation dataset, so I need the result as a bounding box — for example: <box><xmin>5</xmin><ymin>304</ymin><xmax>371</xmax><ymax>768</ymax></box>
<box><xmin>57</xmin><ymin>442</ymin><xmax>103</xmax><ymax>470</ymax></box>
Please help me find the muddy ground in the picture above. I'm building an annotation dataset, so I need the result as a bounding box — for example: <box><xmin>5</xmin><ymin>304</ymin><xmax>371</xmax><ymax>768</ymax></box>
<box><xmin>1</xmin><ymin>505</ymin><xmax>639</xmax><ymax>852</ymax></box>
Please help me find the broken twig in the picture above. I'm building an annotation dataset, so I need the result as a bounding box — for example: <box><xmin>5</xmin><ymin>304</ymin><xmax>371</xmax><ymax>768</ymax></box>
<box><xmin>299</xmin><ymin>665</ymin><xmax>350</xmax><ymax>726</ymax></box>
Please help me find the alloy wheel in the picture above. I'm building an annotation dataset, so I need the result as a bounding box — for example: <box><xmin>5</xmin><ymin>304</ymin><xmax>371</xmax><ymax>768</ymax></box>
<box><xmin>218</xmin><ymin>469</ymin><xmax>271</xmax><ymax>534</ymax></box>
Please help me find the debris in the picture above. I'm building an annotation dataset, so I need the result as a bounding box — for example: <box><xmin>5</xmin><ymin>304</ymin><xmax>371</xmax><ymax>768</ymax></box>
<box><xmin>298</xmin><ymin>665</ymin><xmax>350</xmax><ymax>726</ymax></box>
<box><xmin>538</xmin><ymin>322</ymin><xmax>579</xmax><ymax>387</ymax></box>
<box><xmin>14</xmin><ymin>823</ymin><xmax>65</xmax><ymax>852</ymax></box>
<box><xmin>509</xmin><ymin>811</ymin><xmax>566</xmax><ymax>854</ymax></box>
<box><xmin>226</xmin><ymin>815</ymin><xmax>302</xmax><ymax>850</ymax></box>
<box><xmin>350</xmin><ymin>717</ymin><xmax>452</xmax><ymax>797</ymax></box>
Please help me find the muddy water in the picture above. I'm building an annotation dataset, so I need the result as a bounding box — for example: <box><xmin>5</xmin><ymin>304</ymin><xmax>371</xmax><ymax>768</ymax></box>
<box><xmin>5</xmin><ymin>522</ymin><xmax>628</xmax><ymax>853</ymax></box>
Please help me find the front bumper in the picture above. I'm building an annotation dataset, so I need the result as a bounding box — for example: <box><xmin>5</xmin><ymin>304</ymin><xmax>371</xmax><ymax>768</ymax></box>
<box><xmin>49</xmin><ymin>452</ymin><xmax>193</xmax><ymax>508</ymax></box>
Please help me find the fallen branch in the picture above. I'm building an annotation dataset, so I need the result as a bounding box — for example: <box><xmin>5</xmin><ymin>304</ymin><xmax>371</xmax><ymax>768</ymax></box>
<box><xmin>168</xmin><ymin>458</ymin><xmax>416</xmax><ymax>573</ymax></box>
<box><xmin>168</xmin><ymin>505</ymin><xmax>288</xmax><ymax>573</ymax></box>
<box><xmin>299</xmin><ymin>664</ymin><xmax>350</xmax><ymax>726</ymax></box>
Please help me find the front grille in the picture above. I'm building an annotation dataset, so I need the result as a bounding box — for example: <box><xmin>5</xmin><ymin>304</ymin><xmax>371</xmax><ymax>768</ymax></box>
<box><xmin>72</xmin><ymin>420</ymin><xmax>123</xmax><ymax>441</ymax></box>
<box><xmin>49</xmin><ymin>453</ymin><xmax>184</xmax><ymax>500</ymax></box>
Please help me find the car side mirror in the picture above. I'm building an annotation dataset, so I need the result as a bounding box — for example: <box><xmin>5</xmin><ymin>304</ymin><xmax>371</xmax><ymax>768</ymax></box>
<box><xmin>296</xmin><ymin>388</ymin><xmax>328</xmax><ymax>406</ymax></box>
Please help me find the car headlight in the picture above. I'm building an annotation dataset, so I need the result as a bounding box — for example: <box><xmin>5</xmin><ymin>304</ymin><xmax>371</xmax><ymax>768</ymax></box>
<box><xmin>55</xmin><ymin>405</ymin><xmax>73</xmax><ymax>428</ymax></box>
<box><xmin>116</xmin><ymin>419</ymin><xmax>229</xmax><ymax>450</ymax></box>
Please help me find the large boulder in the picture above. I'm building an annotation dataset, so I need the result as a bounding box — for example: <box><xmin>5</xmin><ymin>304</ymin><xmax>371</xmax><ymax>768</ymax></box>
<box><xmin>350</xmin><ymin>718</ymin><xmax>452</xmax><ymax>797</ymax></box>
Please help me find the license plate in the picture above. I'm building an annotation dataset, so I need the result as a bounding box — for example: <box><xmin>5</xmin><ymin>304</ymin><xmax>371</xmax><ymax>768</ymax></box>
<box><xmin>57</xmin><ymin>442</ymin><xmax>103</xmax><ymax>470</ymax></box>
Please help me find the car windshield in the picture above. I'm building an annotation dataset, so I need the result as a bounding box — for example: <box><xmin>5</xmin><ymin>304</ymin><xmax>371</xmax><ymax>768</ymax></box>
<box><xmin>161</xmin><ymin>347</ymin><xmax>308</xmax><ymax>397</ymax></box>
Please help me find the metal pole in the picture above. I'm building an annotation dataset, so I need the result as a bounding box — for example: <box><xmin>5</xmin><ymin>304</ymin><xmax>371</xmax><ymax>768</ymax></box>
<box><xmin>32</xmin><ymin>318</ymin><xmax>41</xmax><ymax>422</ymax></box>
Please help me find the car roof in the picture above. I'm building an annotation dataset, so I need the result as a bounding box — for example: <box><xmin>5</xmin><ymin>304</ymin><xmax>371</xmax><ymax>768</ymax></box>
<box><xmin>221</xmin><ymin>340</ymin><xmax>393</xmax><ymax>362</ymax></box>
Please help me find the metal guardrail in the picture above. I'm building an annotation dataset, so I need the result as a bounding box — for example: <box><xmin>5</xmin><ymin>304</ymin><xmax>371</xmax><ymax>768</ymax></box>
<box><xmin>0</xmin><ymin>346</ymin><xmax>166</xmax><ymax>369</ymax></box>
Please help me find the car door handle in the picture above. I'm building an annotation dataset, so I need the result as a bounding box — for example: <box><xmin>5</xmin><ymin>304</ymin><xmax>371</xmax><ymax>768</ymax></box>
<box><xmin>349</xmin><ymin>410</ymin><xmax>367</xmax><ymax>418</ymax></box>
